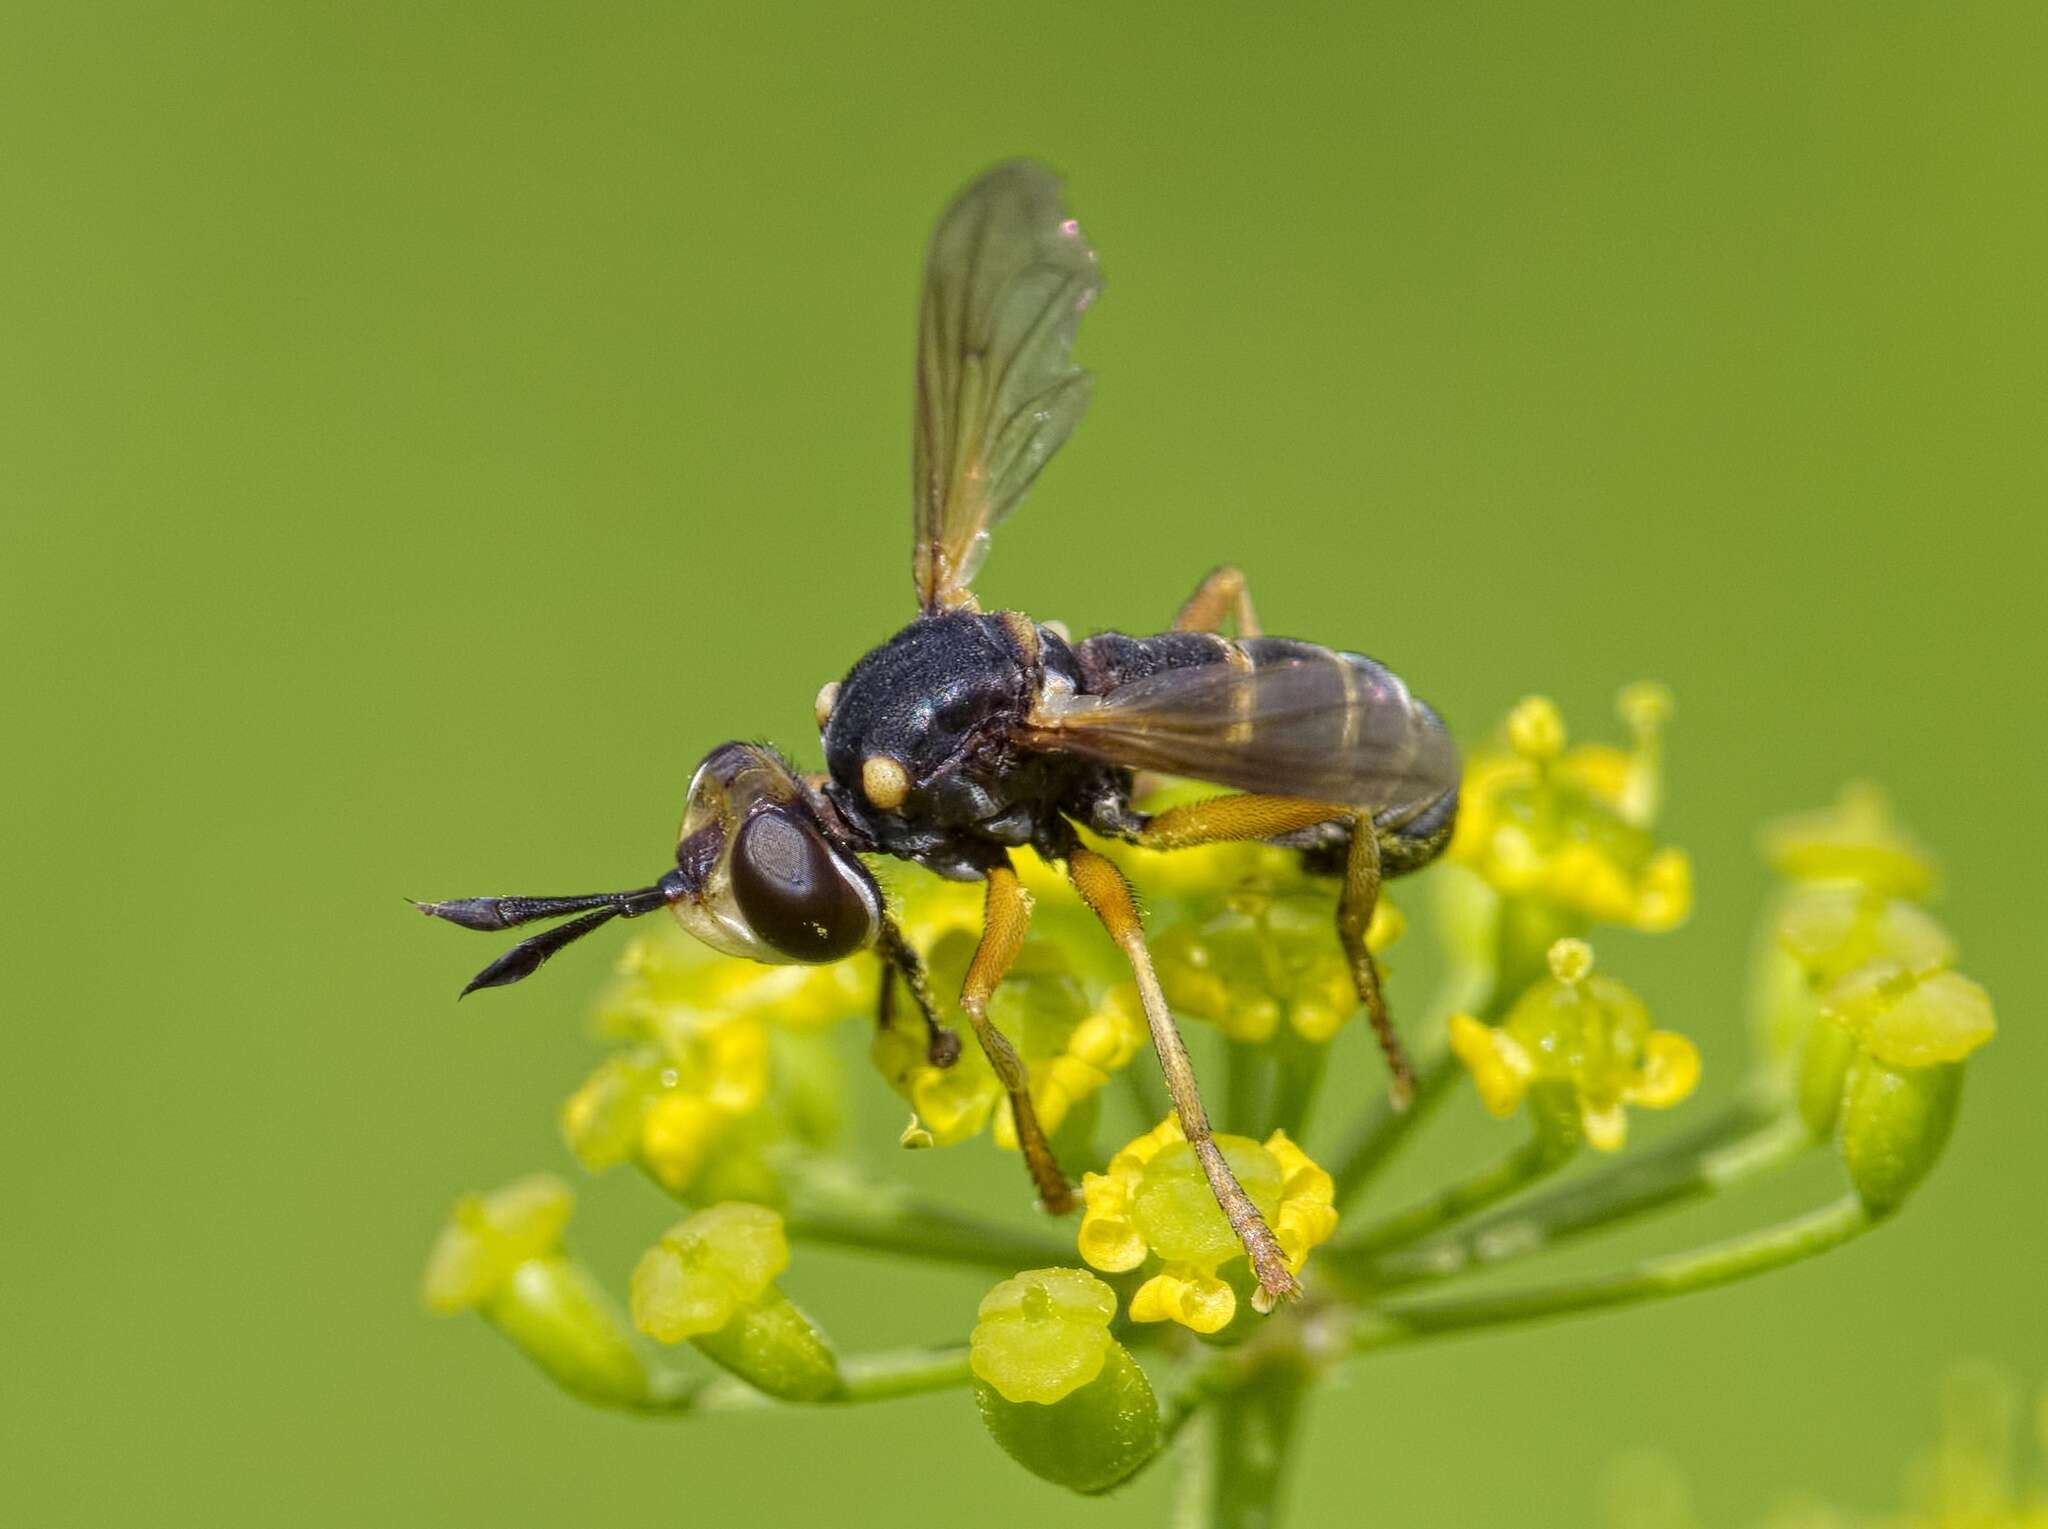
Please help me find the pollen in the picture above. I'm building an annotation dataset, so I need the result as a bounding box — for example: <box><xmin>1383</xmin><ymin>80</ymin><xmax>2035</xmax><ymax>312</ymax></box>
<box><xmin>862</xmin><ymin>754</ymin><xmax>910</xmax><ymax>810</ymax></box>
<box><xmin>813</xmin><ymin>681</ymin><xmax>840</xmax><ymax>730</ymax></box>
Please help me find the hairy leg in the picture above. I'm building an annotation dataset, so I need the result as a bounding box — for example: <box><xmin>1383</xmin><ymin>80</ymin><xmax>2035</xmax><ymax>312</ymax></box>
<box><xmin>1066</xmin><ymin>844</ymin><xmax>1299</xmax><ymax>1311</ymax></box>
<box><xmin>1132</xmin><ymin>793</ymin><xmax>1416</xmax><ymax>1107</ymax></box>
<box><xmin>1174</xmin><ymin>564</ymin><xmax>1262</xmax><ymax>637</ymax></box>
<box><xmin>1336</xmin><ymin>818</ymin><xmax>1415</xmax><ymax>1107</ymax></box>
<box><xmin>958</xmin><ymin>861</ymin><xmax>1073</xmax><ymax>1214</ymax></box>
<box><xmin>875</xmin><ymin>915</ymin><xmax>960</xmax><ymax>1067</ymax></box>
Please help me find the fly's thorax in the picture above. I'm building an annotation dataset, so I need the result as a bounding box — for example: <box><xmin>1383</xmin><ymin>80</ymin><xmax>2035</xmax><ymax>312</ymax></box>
<box><xmin>821</xmin><ymin>613</ymin><xmax>1039</xmax><ymax>819</ymax></box>
<box><xmin>814</xmin><ymin>612</ymin><xmax>1086</xmax><ymax>869</ymax></box>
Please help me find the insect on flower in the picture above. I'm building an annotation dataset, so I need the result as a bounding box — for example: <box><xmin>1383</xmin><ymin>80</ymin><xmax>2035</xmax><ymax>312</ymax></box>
<box><xmin>415</xmin><ymin>161</ymin><xmax>1461</xmax><ymax>1311</ymax></box>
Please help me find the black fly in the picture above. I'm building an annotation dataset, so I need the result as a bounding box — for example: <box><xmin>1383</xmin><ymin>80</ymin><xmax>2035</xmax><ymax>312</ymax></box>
<box><xmin>417</xmin><ymin>162</ymin><xmax>1461</xmax><ymax>1311</ymax></box>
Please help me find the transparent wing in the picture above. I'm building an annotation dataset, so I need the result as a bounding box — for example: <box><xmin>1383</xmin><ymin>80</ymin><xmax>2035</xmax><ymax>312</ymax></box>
<box><xmin>912</xmin><ymin>160</ymin><xmax>1103</xmax><ymax>612</ymax></box>
<box><xmin>1031</xmin><ymin>646</ymin><xmax>1459</xmax><ymax>821</ymax></box>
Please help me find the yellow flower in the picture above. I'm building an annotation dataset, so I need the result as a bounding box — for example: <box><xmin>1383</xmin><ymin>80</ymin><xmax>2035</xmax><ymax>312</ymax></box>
<box><xmin>1152</xmin><ymin>879</ymin><xmax>1403</xmax><ymax>1045</ymax></box>
<box><xmin>561</xmin><ymin>1019</ymin><xmax>772</xmax><ymax>1194</ymax></box>
<box><xmin>559</xmin><ymin>928</ymin><xmax>856</xmax><ymax>1200</ymax></box>
<box><xmin>600</xmin><ymin>924</ymin><xmax>872</xmax><ymax>1043</ymax></box>
<box><xmin>870</xmin><ymin>926</ymin><xmax>1147</xmax><ymax>1150</ymax></box>
<box><xmin>1448</xmin><ymin>688</ymin><xmax>1691</xmax><ymax>933</ymax></box>
<box><xmin>1451</xmin><ymin>939</ymin><xmax>1700</xmax><ymax>1151</ymax></box>
<box><xmin>1076</xmin><ymin>1117</ymin><xmax>1336</xmax><ymax>1333</ymax></box>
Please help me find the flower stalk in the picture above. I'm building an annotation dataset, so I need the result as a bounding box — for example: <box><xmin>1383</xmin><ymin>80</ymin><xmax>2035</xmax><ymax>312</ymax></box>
<box><xmin>421</xmin><ymin>694</ymin><xmax>1995</xmax><ymax>1529</ymax></box>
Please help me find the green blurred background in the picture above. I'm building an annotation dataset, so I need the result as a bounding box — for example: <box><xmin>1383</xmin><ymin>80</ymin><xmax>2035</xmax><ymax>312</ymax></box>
<box><xmin>5</xmin><ymin>3</ymin><xmax>2043</xmax><ymax>1524</ymax></box>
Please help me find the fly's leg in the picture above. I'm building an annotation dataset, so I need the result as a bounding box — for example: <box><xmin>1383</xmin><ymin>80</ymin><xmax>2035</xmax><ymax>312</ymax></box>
<box><xmin>1336</xmin><ymin>818</ymin><xmax>1416</xmax><ymax>1108</ymax></box>
<box><xmin>1065</xmin><ymin>844</ymin><xmax>1299</xmax><ymax>1311</ymax></box>
<box><xmin>960</xmin><ymin>861</ymin><xmax>1073</xmax><ymax>1214</ymax></box>
<box><xmin>1122</xmin><ymin>567</ymin><xmax>1263</xmax><ymax>798</ymax></box>
<box><xmin>1132</xmin><ymin>793</ymin><xmax>1417</xmax><ymax>1108</ymax></box>
<box><xmin>1174</xmin><ymin>564</ymin><xmax>1262</xmax><ymax>637</ymax></box>
<box><xmin>876</xmin><ymin>915</ymin><xmax>960</xmax><ymax>1067</ymax></box>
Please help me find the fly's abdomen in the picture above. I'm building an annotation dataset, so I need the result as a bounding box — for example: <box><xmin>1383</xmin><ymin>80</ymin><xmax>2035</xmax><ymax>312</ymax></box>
<box><xmin>1065</xmin><ymin>631</ymin><xmax>1458</xmax><ymax>828</ymax></box>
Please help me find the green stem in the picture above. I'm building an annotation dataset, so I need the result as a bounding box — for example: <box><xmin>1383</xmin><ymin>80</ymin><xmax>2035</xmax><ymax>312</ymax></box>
<box><xmin>1205</xmin><ymin>1363</ymin><xmax>1310</xmax><ymax>1529</ymax></box>
<box><xmin>779</xmin><ymin>1164</ymin><xmax>1074</xmax><ymax>1272</ymax></box>
<box><xmin>1331</xmin><ymin>1136</ymin><xmax>1568</xmax><ymax>1263</ymax></box>
<box><xmin>1351</xmin><ymin>1194</ymin><xmax>1873</xmax><ymax>1353</ymax></box>
<box><xmin>1360</xmin><ymin>1100</ymin><xmax>1809</xmax><ymax>1291</ymax></box>
<box><xmin>1268</xmin><ymin>1036</ymin><xmax>1330</xmax><ymax>1142</ymax></box>
<box><xmin>1124</xmin><ymin>1059</ymin><xmax>1172</xmax><ymax>1130</ymax></box>
<box><xmin>1326</xmin><ymin>1033</ymin><xmax>1458</xmax><ymax>1212</ymax></box>
<box><xmin>1326</xmin><ymin>964</ymin><xmax>1500</xmax><ymax>1214</ymax></box>
<box><xmin>643</xmin><ymin>1344</ymin><xmax>973</xmax><ymax>1414</ymax></box>
<box><xmin>1225</xmin><ymin>1037</ymin><xmax>1274</xmax><ymax>1137</ymax></box>
<box><xmin>1168</xmin><ymin>1406</ymin><xmax>1220</xmax><ymax>1529</ymax></box>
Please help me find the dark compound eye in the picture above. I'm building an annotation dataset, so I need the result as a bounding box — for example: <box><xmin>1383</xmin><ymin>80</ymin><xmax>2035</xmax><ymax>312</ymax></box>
<box><xmin>729</xmin><ymin>806</ymin><xmax>875</xmax><ymax>963</ymax></box>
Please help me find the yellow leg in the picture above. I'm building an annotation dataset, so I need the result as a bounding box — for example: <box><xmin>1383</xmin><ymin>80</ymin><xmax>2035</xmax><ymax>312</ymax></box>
<box><xmin>1066</xmin><ymin>845</ymin><xmax>1299</xmax><ymax>1311</ymax></box>
<box><xmin>961</xmin><ymin>862</ymin><xmax>1074</xmax><ymax>1214</ymax></box>
<box><xmin>1134</xmin><ymin>793</ymin><xmax>1417</xmax><ymax>1108</ymax></box>
<box><xmin>1174</xmin><ymin>564</ymin><xmax>1262</xmax><ymax>637</ymax></box>
<box><xmin>1136</xmin><ymin>792</ymin><xmax>1341</xmax><ymax>850</ymax></box>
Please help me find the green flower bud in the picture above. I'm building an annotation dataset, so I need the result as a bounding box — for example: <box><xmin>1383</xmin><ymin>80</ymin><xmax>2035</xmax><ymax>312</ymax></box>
<box><xmin>630</xmin><ymin>1203</ymin><xmax>840</xmax><ymax>1401</ymax></box>
<box><xmin>971</xmin><ymin>1268</ymin><xmax>1117</xmax><ymax>1403</ymax></box>
<box><xmin>690</xmin><ymin>1289</ymin><xmax>840</xmax><ymax>1403</ymax></box>
<box><xmin>1838</xmin><ymin>1052</ymin><xmax>1964</xmax><ymax>1216</ymax></box>
<box><xmin>1796</xmin><ymin>1019</ymin><xmax>1858</xmax><ymax>1140</ymax></box>
<box><xmin>974</xmin><ymin>1348</ymin><xmax>1161</xmax><ymax>1494</ymax></box>
<box><xmin>422</xmin><ymin>1175</ymin><xmax>574</xmax><ymax>1312</ymax></box>
<box><xmin>421</xmin><ymin>1176</ymin><xmax>650</xmax><ymax>1408</ymax></box>
<box><xmin>485</xmin><ymin>1257</ymin><xmax>653</xmax><ymax>1407</ymax></box>
<box><xmin>1760</xmin><ymin>783</ymin><xmax>1937</xmax><ymax>898</ymax></box>
<box><xmin>969</xmin><ymin>1269</ymin><xmax>1161</xmax><ymax>1494</ymax></box>
<box><xmin>1824</xmin><ymin>965</ymin><xmax>1996</xmax><ymax>1069</ymax></box>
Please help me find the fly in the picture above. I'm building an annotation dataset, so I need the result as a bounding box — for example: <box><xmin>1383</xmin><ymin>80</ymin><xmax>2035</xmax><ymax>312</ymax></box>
<box><xmin>416</xmin><ymin>161</ymin><xmax>1461</xmax><ymax>1311</ymax></box>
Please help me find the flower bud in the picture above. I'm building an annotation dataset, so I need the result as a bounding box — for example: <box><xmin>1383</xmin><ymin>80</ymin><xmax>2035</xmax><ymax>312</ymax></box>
<box><xmin>630</xmin><ymin>1202</ymin><xmax>840</xmax><ymax>1401</ymax></box>
<box><xmin>1795</xmin><ymin>1016</ymin><xmax>1857</xmax><ymax>1140</ymax></box>
<box><xmin>1760</xmin><ymin>783</ymin><xmax>1936</xmax><ymax>899</ymax></box>
<box><xmin>1837</xmin><ymin>1052</ymin><xmax>1964</xmax><ymax>1216</ymax></box>
<box><xmin>486</xmin><ymin>1257</ymin><xmax>653</xmax><ymax>1407</ymax></box>
<box><xmin>422</xmin><ymin>1175</ymin><xmax>650</xmax><ymax>1408</ymax></box>
<box><xmin>969</xmin><ymin>1269</ymin><xmax>1161</xmax><ymax>1494</ymax></box>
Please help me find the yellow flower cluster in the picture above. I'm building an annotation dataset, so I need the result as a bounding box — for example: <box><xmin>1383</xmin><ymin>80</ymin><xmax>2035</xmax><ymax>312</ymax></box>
<box><xmin>871</xmin><ymin>881</ymin><xmax>1146</xmax><ymax>1149</ymax></box>
<box><xmin>1077</xmin><ymin>1116</ymin><xmax>1337</xmax><ymax>1333</ymax></box>
<box><xmin>561</xmin><ymin>929</ymin><xmax>854</xmax><ymax>1199</ymax></box>
<box><xmin>1149</xmin><ymin>861</ymin><xmax>1403</xmax><ymax>1045</ymax></box>
<box><xmin>1760</xmin><ymin>786</ymin><xmax>1996</xmax><ymax>1082</ymax></box>
<box><xmin>1448</xmin><ymin>686</ymin><xmax>1690</xmax><ymax>933</ymax></box>
<box><xmin>1450</xmin><ymin>938</ymin><xmax>1700</xmax><ymax>1151</ymax></box>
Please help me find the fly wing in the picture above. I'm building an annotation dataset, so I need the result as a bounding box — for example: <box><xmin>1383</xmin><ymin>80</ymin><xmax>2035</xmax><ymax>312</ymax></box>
<box><xmin>1030</xmin><ymin>646</ymin><xmax>1459</xmax><ymax>822</ymax></box>
<box><xmin>912</xmin><ymin>161</ymin><xmax>1102</xmax><ymax>613</ymax></box>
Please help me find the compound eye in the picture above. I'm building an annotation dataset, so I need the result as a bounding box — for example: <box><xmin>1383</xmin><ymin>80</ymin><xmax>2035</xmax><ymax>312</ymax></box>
<box><xmin>729</xmin><ymin>806</ymin><xmax>875</xmax><ymax>962</ymax></box>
